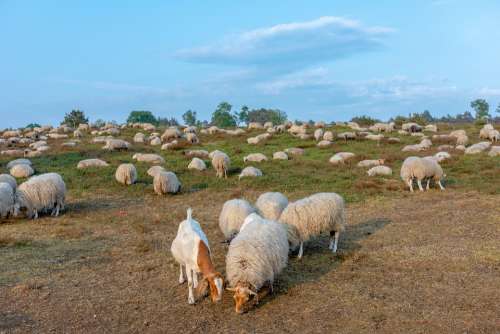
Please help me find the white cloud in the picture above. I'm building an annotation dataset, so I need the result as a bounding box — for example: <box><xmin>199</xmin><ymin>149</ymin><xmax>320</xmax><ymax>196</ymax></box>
<box><xmin>175</xmin><ymin>16</ymin><xmax>393</xmax><ymax>67</ymax></box>
<box><xmin>476</xmin><ymin>87</ymin><xmax>500</xmax><ymax>97</ymax></box>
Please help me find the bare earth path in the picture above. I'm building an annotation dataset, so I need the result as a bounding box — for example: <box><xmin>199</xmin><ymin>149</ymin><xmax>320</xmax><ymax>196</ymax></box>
<box><xmin>1</xmin><ymin>190</ymin><xmax>499</xmax><ymax>333</ymax></box>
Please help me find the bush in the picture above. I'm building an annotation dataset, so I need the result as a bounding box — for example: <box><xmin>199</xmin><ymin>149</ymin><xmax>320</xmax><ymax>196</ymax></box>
<box><xmin>61</xmin><ymin>110</ymin><xmax>88</xmax><ymax>128</ymax></box>
<box><xmin>350</xmin><ymin>115</ymin><xmax>380</xmax><ymax>126</ymax></box>
<box><xmin>127</xmin><ymin>111</ymin><xmax>157</xmax><ymax>124</ymax></box>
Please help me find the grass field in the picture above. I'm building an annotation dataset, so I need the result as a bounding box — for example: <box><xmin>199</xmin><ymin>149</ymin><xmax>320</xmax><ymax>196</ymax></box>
<box><xmin>1</xmin><ymin>123</ymin><xmax>499</xmax><ymax>333</ymax></box>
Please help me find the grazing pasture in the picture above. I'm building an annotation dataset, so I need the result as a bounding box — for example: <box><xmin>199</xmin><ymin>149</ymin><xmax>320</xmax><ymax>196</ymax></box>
<box><xmin>1</xmin><ymin>122</ymin><xmax>499</xmax><ymax>333</ymax></box>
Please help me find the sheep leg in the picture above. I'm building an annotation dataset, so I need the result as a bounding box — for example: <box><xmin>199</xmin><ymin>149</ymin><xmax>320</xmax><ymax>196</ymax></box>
<box><xmin>426</xmin><ymin>179</ymin><xmax>430</xmax><ymax>190</ymax></box>
<box><xmin>297</xmin><ymin>242</ymin><xmax>304</xmax><ymax>259</ymax></box>
<box><xmin>417</xmin><ymin>180</ymin><xmax>424</xmax><ymax>191</ymax></box>
<box><xmin>192</xmin><ymin>271</ymin><xmax>199</xmax><ymax>289</ymax></box>
<box><xmin>329</xmin><ymin>231</ymin><xmax>340</xmax><ymax>253</ymax></box>
<box><xmin>178</xmin><ymin>265</ymin><xmax>185</xmax><ymax>284</ymax></box>
<box><xmin>33</xmin><ymin>210</ymin><xmax>38</xmax><ymax>219</ymax></box>
<box><xmin>224</xmin><ymin>168</ymin><xmax>227</xmax><ymax>179</ymax></box>
<box><xmin>438</xmin><ymin>180</ymin><xmax>445</xmax><ymax>190</ymax></box>
<box><xmin>186</xmin><ymin>266</ymin><xmax>195</xmax><ymax>304</ymax></box>
<box><xmin>407</xmin><ymin>179</ymin><xmax>414</xmax><ymax>192</ymax></box>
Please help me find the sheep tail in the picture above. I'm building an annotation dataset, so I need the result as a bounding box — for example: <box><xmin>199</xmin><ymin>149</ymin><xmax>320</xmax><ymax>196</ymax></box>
<box><xmin>186</xmin><ymin>207</ymin><xmax>193</xmax><ymax>221</ymax></box>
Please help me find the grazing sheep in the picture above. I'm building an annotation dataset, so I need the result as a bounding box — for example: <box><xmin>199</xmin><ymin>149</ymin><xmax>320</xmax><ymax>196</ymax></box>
<box><xmin>400</xmin><ymin>157</ymin><xmax>445</xmax><ymax>192</ymax></box>
<box><xmin>455</xmin><ymin>145</ymin><xmax>466</xmax><ymax>151</ymax></box>
<box><xmin>255</xmin><ymin>192</ymin><xmax>288</xmax><ymax>221</ymax></box>
<box><xmin>219</xmin><ymin>199</ymin><xmax>257</xmax><ymax>240</ymax></box>
<box><xmin>161</xmin><ymin>127</ymin><xmax>182</xmax><ymax>142</ymax></box>
<box><xmin>73</xmin><ymin>129</ymin><xmax>83</xmax><ymax>138</ymax></box>
<box><xmin>133</xmin><ymin>153</ymin><xmax>165</xmax><ymax>164</ymax></box>
<box><xmin>323</xmin><ymin>131</ymin><xmax>334</xmax><ymax>141</ymax></box>
<box><xmin>212</xmin><ymin>152</ymin><xmax>230</xmax><ymax>179</ymax></box>
<box><xmin>370</xmin><ymin>122</ymin><xmax>395</xmax><ymax>133</ymax></box>
<box><xmin>13</xmin><ymin>173</ymin><xmax>66</xmax><ymax>219</ymax></box>
<box><xmin>284</xmin><ymin>147</ymin><xmax>304</xmax><ymax>156</ymax></box>
<box><xmin>77</xmin><ymin>159</ymin><xmax>109</xmax><ymax>169</ymax></box>
<box><xmin>279</xmin><ymin>192</ymin><xmax>346</xmax><ymax>258</ymax></box>
<box><xmin>488</xmin><ymin>146</ymin><xmax>500</xmax><ymax>157</ymax></box>
<box><xmin>6</xmin><ymin>159</ymin><xmax>32</xmax><ymax>170</ymax></box>
<box><xmin>365</xmin><ymin>134</ymin><xmax>384</xmax><ymax>142</ymax></box>
<box><xmin>273</xmin><ymin>151</ymin><xmax>288</xmax><ymax>160</ymax></box>
<box><xmin>161</xmin><ymin>140</ymin><xmax>178</xmax><ymax>150</ymax></box>
<box><xmin>329</xmin><ymin>152</ymin><xmax>355</xmax><ymax>165</ymax></box>
<box><xmin>437</xmin><ymin>145</ymin><xmax>454</xmax><ymax>151</ymax></box>
<box><xmin>147</xmin><ymin>166</ymin><xmax>166</xmax><ymax>177</ymax></box>
<box><xmin>103</xmin><ymin>139</ymin><xmax>130</xmax><ymax>151</ymax></box>
<box><xmin>264</xmin><ymin>122</ymin><xmax>273</xmax><ymax>129</ymax></box>
<box><xmin>243</xmin><ymin>153</ymin><xmax>268</xmax><ymax>163</ymax></box>
<box><xmin>424</xmin><ymin>124</ymin><xmax>438</xmax><ymax>132</ymax></box>
<box><xmin>337</xmin><ymin>132</ymin><xmax>356</xmax><ymax>141</ymax></box>
<box><xmin>185</xmin><ymin>150</ymin><xmax>209</xmax><ymax>159</ymax></box>
<box><xmin>1</xmin><ymin>150</ymin><xmax>26</xmax><ymax>157</ymax></box>
<box><xmin>317</xmin><ymin>140</ymin><xmax>332</xmax><ymax>148</ymax></box>
<box><xmin>10</xmin><ymin>164</ymin><xmax>34</xmax><ymax>178</ymax></box>
<box><xmin>0</xmin><ymin>174</ymin><xmax>17</xmax><ymax>190</ymax></box>
<box><xmin>188</xmin><ymin>158</ymin><xmax>207</xmax><ymax>171</ymax></box>
<box><xmin>133</xmin><ymin>133</ymin><xmax>145</xmax><ymax>143</ymax></box>
<box><xmin>153</xmin><ymin>171</ymin><xmax>181</xmax><ymax>195</ymax></box>
<box><xmin>402</xmin><ymin>144</ymin><xmax>425</xmax><ymax>152</ymax></box>
<box><xmin>248</xmin><ymin>122</ymin><xmax>264</xmax><ymax>130</ymax></box>
<box><xmin>402</xmin><ymin>122</ymin><xmax>422</xmax><ymax>133</ymax></box>
<box><xmin>433</xmin><ymin>151</ymin><xmax>452</xmax><ymax>162</ymax></box>
<box><xmin>387</xmin><ymin>137</ymin><xmax>401</xmax><ymax>144</ymax></box>
<box><xmin>314</xmin><ymin>128</ymin><xmax>324</xmax><ymax>141</ymax></box>
<box><xmin>357</xmin><ymin>159</ymin><xmax>385</xmax><ymax>168</ymax></box>
<box><xmin>367</xmin><ymin>166</ymin><xmax>392</xmax><ymax>176</ymax></box>
<box><xmin>208</xmin><ymin>150</ymin><xmax>224</xmax><ymax>159</ymax></box>
<box><xmin>226</xmin><ymin>214</ymin><xmax>288</xmax><ymax>313</ymax></box>
<box><xmin>115</xmin><ymin>164</ymin><xmax>137</xmax><ymax>185</ymax></box>
<box><xmin>239</xmin><ymin>166</ymin><xmax>262</xmax><ymax>180</ymax></box>
<box><xmin>465</xmin><ymin>142</ymin><xmax>491</xmax><ymax>154</ymax></box>
<box><xmin>186</xmin><ymin>133</ymin><xmax>199</xmax><ymax>144</ymax></box>
<box><xmin>150</xmin><ymin>137</ymin><xmax>162</xmax><ymax>146</ymax></box>
<box><xmin>227</xmin><ymin>129</ymin><xmax>246</xmax><ymax>136</ymax></box>
<box><xmin>288</xmin><ymin>124</ymin><xmax>307</xmax><ymax>136</ymax></box>
<box><xmin>0</xmin><ymin>182</ymin><xmax>14</xmax><ymax>218</ymax></box>
<box><xmin>171</xmin><ymin>208</ymin><xmax>224</xmax><ymax>305</ymax></box>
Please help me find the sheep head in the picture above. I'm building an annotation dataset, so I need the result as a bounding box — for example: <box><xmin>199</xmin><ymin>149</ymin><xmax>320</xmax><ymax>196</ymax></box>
<box><xmin>227</xmin><ymin>282</ymin><xmax>257</xmax><ymax>314</ymax></box>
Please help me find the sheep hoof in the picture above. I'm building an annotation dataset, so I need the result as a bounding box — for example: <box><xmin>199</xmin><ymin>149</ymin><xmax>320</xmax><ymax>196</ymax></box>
<box><xmin>188</xmin><ymin>297</ymin><xmax>195</xmax><ymax>305</ymax></box>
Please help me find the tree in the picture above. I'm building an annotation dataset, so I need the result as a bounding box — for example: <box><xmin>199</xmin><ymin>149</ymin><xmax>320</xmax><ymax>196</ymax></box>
<box><xmin>211</xmin><ymin>102</ymin><xmax>237</xmax><ymax>127</ymax></box>
<box><xmin>182</xmin><ymin>110</ymin><xmax>197</xmax><ymax>126</ymax></box>
<box><xmin>93</xmin><ymin>119</ymin><xmax>105</xmax><ymax>128</ymax></box>
<box><xmin>246</xmin><ymin>108</ymin><xmax>287</xmax><ymax>124</ymax></box>
<box><xmin>61</xmin><ymin>109</ymin><xmax>88</xmax><ymax>128</ymax></box>
<box><xmin>157</xmin><ymin>117</ymin><xmax>179</xmax><ymax>127</ymax></box>
<box><xmin>235</xmin><ymin>105</ymin><xmax>249</xmax><ymax>125</ymax></box>
<box><xmin>496</xmin><ymin>103</ymin><xmax>500</xmax><ymax>114</ymax></box>
<box><xmin>126</xmin><ymin>111</ymin><xmax>157</xmax><ymax>124</ymax></box>
<box><xmin>470</xmin><ymin>99</ymin><xmax>490</xmax><ymax>120</ymax></box>
<box><xmin>351</xmin><ymin>115</ymin><xmax>380</xmax><ymax>126</ymax></box>
<box><xmin>25</xmin><ymin>123</ymin><xmax>41</xmax><ymax>129</ymax></box>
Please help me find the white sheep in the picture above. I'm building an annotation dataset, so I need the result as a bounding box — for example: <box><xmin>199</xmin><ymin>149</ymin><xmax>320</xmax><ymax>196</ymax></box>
<box><xmin>317</xmin><ymin>140</ymin><xmax>332</xmax><ymax>148</ymax></box>
<box><xmin>243</xmin><ymin>153</ymin><xmax>268</xmax><ymax>163</ymax></box>
<box><xmin>185</xmin><ymin>150</ymin><xmax>209</xmax><ymax>159</ymax></box>
<box><xmin>171</xmin><ymin>208</ymin><xmax>224</xmax><ymax>305</ymax></box>
<box><xmin>488</xmin><ymin>146</ymin><xmax>500</xmax><ymax>157</ymax></box>
<box><xmin>77</xmin><ymin>159</ymin><xmax>109</xmax><ymax>169</ymax></box>
<box><xmin>6</xmin><ymin>158</ymin><xmax>32</xmax><ymax>170</ymax></box>
<box><xmin>238</xmin><ymin>166</ymin><xmax>262</xmax><ymax>179</ymax></box>
<box><xmin>314</xmin><ymin>128</ymin><xmax>324</xmax><ymax>141</ymax></box>
<box><xmin>153</xmin><ymin>171</ymin><xmax>181</xmax><ymax>195</ymax></box>
<box><xmin>0</xmin><ymin>182</ymin><xmax>14</xmax><ymax>218</ymax></box>
<box><xmin>323</xmin><ymin>131</ymin><xmax>334</xmax><ymax>141</ymax></box>
<box><xmin>13</xmin><ymin>173</ymin><xmax>66</xmax><ymax>219</ymax></box>
<box><xmin>284</xmin><ymin>147</ymin><xmax>304</xmax><ymax>156</ymax></box>
<box><xmin>218</xmin><ymin>199</ymin><xmax>257</xmax><ymax>240</ymax></box>
<box><xmin>103</xmin><ymin>139</ymin><xmax>130</xmax><ymax>151</ymax></box>
<box><xmin>10</xmin><ymin>164</ymin><xmax>34</xmax><ymax>178</ymax></box>
<box><xmin>188</xmin><ymin>158</ymin><xmax>207</xmax><ymax>171</ymax></box>
<box><xmin>115</xmin><ymin>164</ymin><xmax>137</xmax><ymax>185</ymax></box>
<box><xmin>273</xmin><ymin>151</ymin><xmax>288</xmax><ymax>160</ymax></box>
<box><xmin>337</xmin><ymin>132</ymin><xmax>356</xmax><ymax>141</ymax></box>
<box><xmin>465</xmin><ymin>142</ymin><xmax>491</xmax><ymax>154</ymax></box>
<box><xmin>279</xmin><ymin>192</ymin><xmax>346</xmax><ymax>258</ymax></box>
<box><xmin>150</xmin><ymin>137</ymin><xmax>162</xmax><ymax>146</ymax></box>
<box><xmin>132</xmin><ymin>153</ymin><xmax>165</xmax><ymax>164</ymax></box>
<box><xmin>147</xmin><ymin>165</ymin><xmax>166</xmax><ymax>177</ymax></box>
<box><xmin>161</xmin><ymin>127</ymin><xmax>182</xmax><ymax>142</ymax></box>
<box><xmin>186</xmin><ymin>133</ymin><xmax>199</xmax><ymax>144</ymax></box>
<box><xmin>255</xmin><ymin>192</ymin><xmax>288</xmax><ymax>221</ymax></box>
<box><xmin>329</xmin><ymin>152</ymin><xmax>355</xmax><ymax>165</ymax></box>
<box><xmin>226</xmin><ymin>214</ymin><xmax>288</xmax><ymax>313</ymax></box>
<box><xmin>400</xmin><ymin>157</ymin><xmax>445</xmax><ymax>192</ymax></box>
<box><xmin>0</xmin><ymin>174</ymin><xmax>17</xmax><ymax>189</ymax></box>
<box><xmin>367</xmin><ymin>166</ymin><xmax>392</xmax><ymax>176</ymax></box>
<box><xmin>357</xmin><ymin>159</ymin><xmax>385</xmax><ymax>168</ymax></box>
<box><xmin>212</xmin><ymin>152</ymin><xmax>230</xmax><ymax>178</ymax></box>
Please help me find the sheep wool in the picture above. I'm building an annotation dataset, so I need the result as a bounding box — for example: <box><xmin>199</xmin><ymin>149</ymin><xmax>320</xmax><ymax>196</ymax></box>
<box><xmin>212</xmin><ymin>152</ymin><xmax>230</xmax><ymax>178</ymax></box>
<box><xmin>273</xmin><ymin>151</ymin><xmax>288</xmax><ymax>160</ymax></box>
<box><xmin>226</xmin><ymin>215</ymin><xmax>288</xmax><ymax>290</ymax></box>
<box><xmin>218</xmin><ymin>199</ymin><xmax>257</xmax><ymax>239</ymax></box>
<box><xmin>10</xmin><ymin>164</ymin><xmax>34</xmax><ymax>178</ymax></box>
<box><xmin>243</xmin><ymin>153</ymin><xmax>267</xmax><ymax>163</ymax></box>
<box><xmin>0</xmin><ymin>182</ymin><xmax>14</xmax><ymax>218</ymax></box>
<box><xmin>367</xmin><ymin>166</ymin><xmax>393</xmax><ymax>176</ymax></box>
<box><xmin>133</xmin><ymin>153</ymin><xmax>165</xmax><ymax>164</ymax></box>
<box><xmin>6</xmin><ymin>159</ymin><xmax>32</xmax><ymax>170</ymax></box>
<box><xmin>115</xmin><ymin>164</ymin><xmax>137</xmax><ymax>185</ymax></box>
<box><xmin>188</xmin><ymin>158</ymin><xmax>206</xmax><ymax>171</ymax></box>
<box><xmin>465</xmin><ymin>142</ymin><xmax>491</xmax><ymax>154</ymax></box>
<box><xmin>314</xmin><ymin>129</ymin><xmax>324</xmax><ymax>141</ymax></box>
<box><xmin>103</xmin><ymin>139</ymin><xmax>130</xmax><ymax>151</ymax></box>
<box><xmin>357</xmin><ymin>159</ymin><xmax>384</xmax><ymax>168</ymax></box>
<box><xmin>255</xmin><ymin>192</ymin><xmax>288</xmax><ymax>221</ymax></box>
<box><xmin>77</xmin><ymin>159</ymin><xmax>109</xmax><ymax>169</ymax></box>
<box><xmin>238</xmin><ymin>166</ymin><xmax>262</xmax><ymax>179</ymax></box>
<box><xmin>153</xmin><ymin>171</ymin><xmax>181</xmax><ymax>195</ymax></box>
<box><xmin>488</xmin><ymin>146</ymin><xmax>500</xmax><ymax>157</ymax></box>
<box><xmin>147</xmin><ymin>166</ymin><xmax>166</xmax><ymax>177</ymax></box>
<box><xmin>0</xmin><ymin>174</ymin><xmax>17</xmax><ymax>190</ymax></box>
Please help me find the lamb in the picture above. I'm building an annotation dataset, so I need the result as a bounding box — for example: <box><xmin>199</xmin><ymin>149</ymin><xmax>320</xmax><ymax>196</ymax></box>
<box><xmin>239</xmin><ymin>166</ymin><xmax>262</xmax><ymax>179</ymax></box>
<box><xmin>0</xmin><ymin>182</ymin><xmax>14</xmax><ymax>218</ymax></box>
<box><xmin>273</xmin><ymin>151</ymin><xmax>288</xmax><ymax>160</ymax></box>
<box><xmin>6</xmin><ymin>158</ymin><xmax>32</xmax><ymax>170</ymax></box>
<box><xmin>400</xmin><ymin>157</ymin><xmax>445</xmax><ymax>192</ymax></box>
<box><xmin>77</xmin><ymin>159</ymin><xmax>109</xmax><ymax>169</ymax></box>
<box><xmin>188</xmin><ymin>158</ymin><xmax>207</xmax><ymax>171</ymax></box>
<box><xmin>170</xmin><ymin>208</ymin><xmax>224</xmax><ymax>305</ymax></box>
<box><xmin>279</xmin><ymin>192</ymin><xmax>346</xmax><ymax>258</ymax></box>
<box><xmin>132</xmin><ymin>153</ymin><xmax>165</xmax><ymax>164</ymax></box>
<box><xmin>0</xmin><ymin>174</ymin><xmax>17</xmax><ymax>190</ymax></box>
<box><xmin>226</xmin><ymin>214</ymin><xmax>288</xmax><ymax>313</ymax></box>
<box><xmin>115</xmin><ymin>164</ymin><xmax>137</xmax><ymax>185</ymax></box>
<box><xmin>103</xmin><ymin>139</ymin><xmax>130</xmax><ymax>151</ymax></box>
<box><xmin>218</xmin><ymin>199</ymin><xmax>257</xmax><ymax>240</ymax></box>
<box><xmin>153</xmin><ymin>171</ymin><xmax>181</xmax><ymax>194</ymax></box>
<box><xmin>13</xmin><ymin>173</ymin><xmax>66</xmax><ymax>219</ymax></box>
<box><xmin>10</xmin><ymin>164</ymin><xmax>34</xmax><ymax>178</ymax></box>
<box><xmin>367</xmin><ymin>166</ymin><xmax>392</xmax><ymax>176</ymax></box>
<box><xmin>212</xmin><ymin>152</ymin><xmax>230</xmax><ymax>178</ymax></box>
<box><xmin>329</xmin><ymin>152</ymin><xmax>355</xmax><ymax>165</ymax></box>
<box><xmin>357</xmin><ymin>159</ymin><xmax>385</xmax><ymax>168</ymax></box>
<box><xmin>255</xmin><ymin>192</ymin><xmax>288</xmax><ymax>221</ymax></box>
<box><xmin>243</xmin><ymin>153</ymin><xmax>268</xmax><ymax>163</ymax></box>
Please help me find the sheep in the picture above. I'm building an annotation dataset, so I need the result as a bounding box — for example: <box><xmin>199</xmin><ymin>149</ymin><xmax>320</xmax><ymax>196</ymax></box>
<box><xmin>188</xmin><ymin>158</ymin><xmax>206</xmax><ymax>171</ymax></box>
<box><xmin>433</xmin><ymin>151</ymin><xmax>452</xmax><ymax>162</ymax></box>
<box><xmin>115</xmin><ymin>164</ymin><xmax>137</xmax><ymax>185</ymax></box>
<box><xmin>208</xmin><ymin>150</ymin><xmax>224</xmax><ymax>159</ymax></box>
<box><xmin>218</xmin><ymin>199</ymin><xmax>257</xmax><ymax>240</ymax></box>
<box><xmin>147</xmin><ymin>166</ymin><xmax>166</xmax><ymax>177</ymax></box>
<box><xmin>183</xmin><ymin>126</ymin><xmax>197</xmax><ymax>134</ymax></box>
<box><xmin>73</xmin><ymin>129</ymin><xmax>83</xmax><ymax>138</ymax></box>
<box><xmin>92</xmin><ymin>136</ymin><xmax>113</xmax><ymax>143</ymax></box>
<box><xmin>13</xmin><ymin>173</ymin><xmax>66</xmax><ymax>219</ymax></box>
<box><xmin>316</xmin><ymin>140</ymin><xmax>332</xmax><ymax>148</ymax></box>
<box><xmin>255</xmin><ymin>192</ymin><xmax>288</xmax><ymax>221</ymax></box>
<box><xmin>161</xmin><ymin>127</ymin><xmax>182</xmax><ymax>142</ymax></box>
<box><xmin>212</xmin><ymin>152</ymin><xmax>230</xmax><ymax>178</ymax></box>
<box><xmin>329</xmin><ymin>152</ymin><xmax>355</xmax><ymax>165</ymax></box>
<box><xmin>402</xmin><ymin>122</ymin><xmax>422</xmax><ymax>133</ymax></box>
<box><xmin>279</xmin><ymin>192</ymin><xmax>346</xmax><ymax>258</ymax></box>
<box><xmin>284</xmin><ymin>147</ymin><xmax>304</xmax><ymax>156</ymax></box>
<box><xmin>184</xmin><ymin>150</ymin><xmax>209</xmax><ymax>159</ymax></box>
<box><xmin>264</xmin><ymin>121</ymin><xmax>273</xmax><ymax>129</ymax></box>
<box><xmin>465</xmin><ymin>142</ymin><xmax>491</xmax><ymax>154</ymax></box>
<box><xmin>171</xmin><ymin>208</ymin><xmax>224</xmax><ymax>305</ymax></box>
<box><xmin>77</xmin><ymin>159</ymin><xmax>109</xmax><ymax>169</ymax></box>
<box><xmin>226</xmin><ymin>214</ymin><xmax>288</xmax><ymax>313</ymax></box>
<box><xmin>0</xmin><ymin>174</ymin><xmax>17</xmax><ymax>189</ymax></box>
<box><xmin>6</xmin><ymin>158</ymin><xmax>32</xmax><ymax>170</ymax></box>
<box><xmin>365</xmin><ymin>134</ymin><xmax>384</xmax><ymax>142</ymax></box>
<box><xmin>370</xmin><ymin>122</ymin><xmax>395</xmax><ymax>133</ymax></box>
<box><xmin>248</xmin><ymin>122</ymin><xmax>264</xmax><ymax>130</ymax></box>
<box><xmin>243</xmin><ymin>153</ymin><xmax>268</xmax><ymax>163</ymax></box>
<box><xmin>488</xmin><ymin>146</ymin><xmax>500</xmax><ymax>157</ymax></box>
<box><xmin>10</xmin><ymin>164</ymin><xmax>34</xmax><ymax>178</ymax></box>
<box><xmin>1</xmin><ymin>150</ymin><xmax>26</xmax><ymax>157</ymax></box>
<box><xmin>150</xmin><ymin>137</ymin><xmax>162</xmax><ymax>146</ymax></box>
<box><xmin>226</xmin><ymin>129</ymin><xmax>246</xmax><ymax>136</ymax></box>
<box><xmin>134</xmin><ymin>133</ymin><xmax>145</xmax><ymax>143</ymax></box>
<box><xmin>337</xmin><ymin>132</ymin><xmax>356</xmax><ymax>141</ymax></box>
<box><xmin>0</xmin><ymin>182</ymin><xmax>14</xmax><ymax>218</ymax></box>
<box><xmin>132</xmin><ymin>153</ymin><xmax>165</xmax><ymax>164</ymax></box>
<box><xmin>323</xmin><ymin>131</ymin><xmax>334</xmax><ymax>141</ymax></box>
<box><xmin>367</xmin><ymin>166</ymin><xmax>392</xmax><ymax>176</ymax></box>
<box><xmin>388</xmin><ymin>137</ymin><xmax>401</xmax><ymax>144</ymax></box>
<box><xmin>186</xmin><ymin>133</ymin><xmax>199</xmax><ymax>144</ymax></box>
<box><xmin>239</xmin><ymin>166</ymin><xmax>262</xmax><ymax>180</ymax></box>
<box><xmin>103</xmin><ymin>139</ymin><xmax>130</xmax><ymax>151</ymax></box>
<box><xmin>161</xmin><ymin>140</ymin><xmax>178</xmax><ymax>150</ymax></box>
<box><xmin>153</xmin><ymin>171</ymin><xmax>181</xmax><ymax>195</ymax></box>
<box><xmin>273</xmin><ymin>151</ymin><xmax>288</xmax><ymax>160</ymax></box>
<box><xmin>424</xmin><ymin>124</ymin><xmax>438</xmax><ymax>132</ymax></box>
<box><xmin>314</xmin><ymin>128</ymin><xmax>324</xmax><ymax>141</ymax></box>
<box><xmin>357</xmin><ymin>159</ymin><xmax>385</xmax><ymax>168</ymax></box>
<box><xmin>288</xmin><ymin>124</ymin><xmax>307</xmax><ymax>136</ymax></box>
<box><xmin>400</xmin><ymin>157</ymin><xmax>445</xmax><ymax>192</ymax></box>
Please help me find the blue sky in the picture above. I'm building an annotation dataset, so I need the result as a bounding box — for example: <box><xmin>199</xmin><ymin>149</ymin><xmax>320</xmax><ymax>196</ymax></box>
<box><xmin>1</xmin><ymin>0</ymin><xmax>500</xmax><ymax>127</ymax></box>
